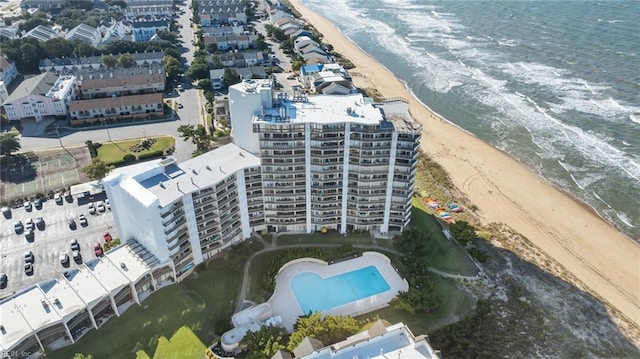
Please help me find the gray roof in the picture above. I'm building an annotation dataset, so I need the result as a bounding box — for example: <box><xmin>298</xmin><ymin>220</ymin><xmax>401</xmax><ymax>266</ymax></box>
<box><xmin>22</xmin><ymin>25</ymin><xmax>58</xmax><ymax>41</ymax></box>
<box><xmin>3</xmin><ymin>72</ymin><xmax>58</xmax><ymax>104</ymax></box>
<box><xmin>270</xmin><ymin>350</ymin><xmax>293</xmax><ymax>359</ymax></box>
<box><xmin>209</xmin><ymin>69</ymin><xmax>225</xmax><ymax>79</ymax></box>
<box><xmin>39</xmin><ymin>51</ymin><xmax>164</xmax><ymax>69</ymax></box>
<box><xmin>293</xmin><ymin>337</ymin><xmax>324</xmax><ymax>357</ymax></box>
<box><xmin>132</xmin><ymin>19</ymin><xmax>169</xmax><ymax>28</ymax></box>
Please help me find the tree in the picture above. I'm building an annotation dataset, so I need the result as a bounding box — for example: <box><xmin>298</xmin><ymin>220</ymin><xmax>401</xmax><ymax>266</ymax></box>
<box><xmin>82</xmin><ymin>158</ymin><xmax>114</xmax><ymax>181</ymax></box>
<box><xmin>155</xmin><ymin>29</ymin><xmax>178</xmax><ymax>43</ymax></box>
<box><xmin>450</xmin><ymin>221</ymin><xmax>476</xmax><ymax>244</ymax></box>
<box><xmin>223</xmin><ymin>69</ymin><xmax>241</xmax><ymax>87</ymax></box>
<box><xmin>287</xmin><ymin>312</ymin><xmax>360</xmax><ymax>352</ymax></box>
<box><xmin>0</xmin><ymin>133</ymin><xmax>20</xmax><ymax>156</ymax></box>
<box><xmin>291</xmin><ymin>59</ymin><xmax>305</xmax><ymax>72</ymax></box>
<box><xmin>390</xmin><ymin>275</ymin><xmax>441</xmax><ymax>313</ymax></box>
<box><xmin>73</xmin><ymin>42</ymin><xmax>97</xmax><ymax>57</ymax></box>
<box><xmin>186</xmin><ymin>57</ymin><xmax>209</xmax><ymax>80</ymax></box>
<box><xmin>73</xmin><ymin>354</ymin><xmax>93</xmax><ymax>359</ymax></box>
<box><xmin>102</xmin><ymin>54</ymin><xmax>117</xmax><ymax>68</ymax></box>
<box><xmin>177</xmin><ymin>124</ymin><xmax>213</xmax><ymax>156</ymax></box>
<box><xmin>41</xmin><ymin>37</ymin><xmax>75</xmax><ymax>59</ymax></box>
<box><xmin>196</xmin><ymin>78</ymin><xmax>212</xmax><ymax>90</ymax></box>
<box><xmin>240</xmin><ymin>326</ymin><xmax>289</xmax><ymax>359</ymax></box>
<box><xmin>164</xmin><ymin>56</ymin><xmax>182</xmax><ymax>82</ymax></box>
<box><xmin>117</xmin><ymin>53</ymin><xmax>135</xmax><ymax>68</ymax></box>
<box><xmin>163</xmin><ymin>47</ymin><xmax>181</xmax><ymax>60</ymax></box>
<box><xmin>19</xmin><ymin>42</ymin><xmax>41</xmax><ymax>73</ymax></box>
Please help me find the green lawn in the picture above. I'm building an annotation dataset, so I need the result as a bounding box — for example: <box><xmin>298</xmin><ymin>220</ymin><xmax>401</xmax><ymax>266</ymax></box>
<box><xmin>96</xmin><ymin>136</ymin><xmax>175</xmax><ymax>165</ymax></box>
<box><xmin>276</xmin><ymin>232</ymin><xmax>373</xmax><ymax>246</ymax></box>
<box><xmin>148</xmin><ymin>326</ymin><xmax>206</xmax><ymax>359</ymax></box>
<box><xmin>357</xmin><ymin>272</ymin><xmax>474</xmax><ymax>334</ymax></box>
<box><xmin>49</xmin><ymin>241</ymin><xmax>263</xmax><ymax>359</ymax></box>
<box><xmin>410</xmin><ymin>198</ymin><xmax>478</xmax><ymax>276</ymax></box>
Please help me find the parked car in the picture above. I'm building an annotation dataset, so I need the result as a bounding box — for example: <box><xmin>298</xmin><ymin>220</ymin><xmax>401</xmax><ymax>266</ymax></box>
<box><xmin>14</xmin><ymin>220</ymin><xmax>23</xmax><ymax>234</ymax></box>
<box><xmin>34</xmin><ymin>198</ymin><xmax>42</xmax><ymax>209</ymax></box>
<box><xmin>35</xmin><ymin>217</ymin><xmax>44</xmax><ymax>229</ymax></box>
<box><xmin>24</xmin><ymin>201</ymin><xmax>32</xmax><ymax>211</ymax></box>
<box><xmin>1</xmin><ymin>206</ymin><xmax>11</xmax><ymax>219</ymax></box>
<box><xmin>25</xmin><ymin>218</ymin><xmax>34</xmax><ymax>231</ymax></box>
<box><xmin>55</xmin><ymin>192</ymin><xmax>63</xmax><ymax>204</ymax></box>
<box><xmin>60</xmin><ymin>253</ymin><xmax>69</xmax><ymax>266</ymax></box>
<box><xmin>68</xmin><ymin>218</ymin><xmax>76</xmax><ymax>230</ymax></box>
<box><xmin>71</xmin><ymin>239</ymin><xmax>80</xmax><ymax>251</ymax></box>
<box><xmin>0</xmin><ymin>273</ymin><xmax>7</xmax><ymax>288</ymax></box>
<box><xmin>88</xmin><ymin>203</ymin><xmax>96</xmax><ymax>214</ymax></box>
<box><xmin>94</xmin><ymin>243</ymin><xmax>103</xmax><ymax>257</ymax></box>
<box><xmin>24</xmin><ymin>251</ymin><xmax>34</xmax><ymax>263</ymax></box>
<box><xmin>105</xmin><ymin>199</ymin><xmax>110</xmax><ymax>210</ymax></box>
<box><xmin>24</xmin><ymin>263</ymin><xmax>33</xmax><ymax>275</ymax></box>
<box><xmin>97</xmin><ymin>201</ymin><xmax>105</xmax><ymax>212</ymax></box>
<box><xmin>79</xmin><ymin>214</ymin><xmax>88</xmax><ymax>226</ymax></box>
<box><xmin>104</xmin><ymin>232</ymin><xmax>113</xmax><ymax>242</ymax></box>
<box><xmin>177</xmin><ymin>84</ymin><xmax>184</xmax><ymax>91</ymax></box>
<box><xmin>25</xmin><ymin>229</ymin><xmax>34</xmax><ymax>242</ymax></box>
<box><xmin>72</xmin><ymin>250</ymin><xmax>82</xmax><ymax>263</ymax></box>
<box><xmin>177</xmin><ymin>102</ymin><xmax>184</xmax><ymax>109</ymax></box>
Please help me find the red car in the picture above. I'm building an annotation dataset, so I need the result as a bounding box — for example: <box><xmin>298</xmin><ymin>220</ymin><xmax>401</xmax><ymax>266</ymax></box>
<box><xmin>94</xmin><ymin>243</ymin><xmax>103</xmax><ymax>257</ymax></box>
<box><xmin>104</xmin><ymin>232</ymin><xmax>113</xmax><ymax>242</ymax></box>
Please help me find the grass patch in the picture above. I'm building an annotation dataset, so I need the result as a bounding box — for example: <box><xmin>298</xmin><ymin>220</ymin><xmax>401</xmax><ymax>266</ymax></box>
<box><xmin>96</xmin><ymin>136</ymin><xmax>175</xmax><ymax>165</ymax></box>
<box><xmin>410</xmin><ymin>198</ymin><xmax>478</xmax><ymax>276</ymax></box>
<box><xmin>357</xmin><ymin>273</ymin><xmax>474</xmax><ymax>334</ymax></box>
<box><xmin>276</xmin><ymin>232</ymin><xmax>372</xmax><ymax>246</ymax></box>
<box><xmin>49</xmin><ymin>241</ymin><xmax>264</xmax><ymax>359</ymax></box>
<box><xmin>148</xmin><ymin>326</ymin><xmax>206</xmax><ymax>359</ymax></box>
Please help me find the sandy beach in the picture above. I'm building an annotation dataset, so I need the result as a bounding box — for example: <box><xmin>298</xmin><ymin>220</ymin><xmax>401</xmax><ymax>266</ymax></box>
<box><xmin>287</xmin><ymin>0</ymin><xmax>640</xmax><ymax>326</ymax></box>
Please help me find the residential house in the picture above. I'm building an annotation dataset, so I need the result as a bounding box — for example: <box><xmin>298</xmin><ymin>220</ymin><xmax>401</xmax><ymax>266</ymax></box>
<box><xmin>132</xmin><ymin>20</ymin><xmax>169</xmax><ymax>42</ymax></box>
<box><xmin>75</xmin><ymin>65</ymin><xmax>166</xmax><ymax>99</ymax></box>
<box><xmin>100</xmin><ymin>20</ymin><xmax>133</xmax><ymax>45</ymax></box>
<box><xmin>20</xmin><ymin>0</ymin><xmax>63</xmax><ymax>9</ymax></box>
<box><xmin>22</xmin><ymin>25</ymin><xmax>59</xmax><ymax>42</ymax></box>
<box><xmin>2</xmin><ymin>73</ymin><xmax>76</xmax><ymax>121</ymax></box>
<box><xmin>0</xmin><ymin>25</ymin><xmax>19</xmax><ymax>39</ymax></box>
<box><xmin>293</xmin><ymin>36</ymin><xmax>320</xmax><ymax>54</ymax></box>
<box><xmin>124</xmin><ymin>0</ymin><xmax>173</xmax><ymax>19</ymax></box>
<box><xmin>39</xmin><ymin>52</ymin><xmax>164</xmax><ymax>73</ymax></box>
<box><xmin>198</xmin><ymin>5</ymin><xmax>248</xmax><ymax>25</ymax></box>
<box><xmin>201</xmin><ymin>25</ymin><xmax>247</xmax><ymax>37</ymax></box>
<box><xmin>0</xmin><ymin>55</ymin><xmax>20</xmax><ymax>86</ymax></box>
<box><xmin>65</xmin><ymin>24</ymin><xmax>102</xmax><ymax>48</ymax></box>
<box><xmin>212</xmin><ymin>97</ymin><xmax>229</xmax><ymax>126</ymax></box>
<box><xmin>0</xmin><ymin>81</ymin><xmax>9</xmax><ymax>104</ymax></box>
<box><xmin>203</xmin><ymin>34</ymin><xmax>258</xmax><ymax>51</ymax></box>
<box><xmin>211</xmin><ymin>52</ymin><xmax>265</xmax><ymax>68</ymax></box>
<box><xmin>300</xmin><ymin>63</ymin><xmax>349</xmax><ymax>87</ymax></box>
<box><xmin>301</xmin><ymin>52</ymin><xmax>332</xmax><ymax>65</ymax></box>
<box><xmin>209</xmin><ymin>69</ymin><xmax>225</xmax><ymax>90</ymax></box>
<box><xmin>284</xmin><ymin>27</ymin><xmax>312</xmax><ymax>39</ymax></box>
<box><xmin>69</xmin><ymin>93</ymin><xmax>164</xmax><ymax>124</ymax></box>
<box><xmin>269</xmin><ymin>9</ymin><xmax>294</xmax><ymax>24</ymax></box>
<box><xmin>310</xmin><ymin>71</ymin><xmax>353</xmax><ymax>95</ymax></box>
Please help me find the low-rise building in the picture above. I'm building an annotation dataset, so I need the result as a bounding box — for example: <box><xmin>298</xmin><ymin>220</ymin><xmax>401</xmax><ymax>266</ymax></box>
<box><xmin>39</xmin><ymin>51</ymin><xmax>164</xmax><ymax>73</ymax></box>
<box><xmin>20</xmin><ymin>0</ymin><xmax>63</xmax><ymax>9</ymax></box>
<box><xmin>203</xmin><ymin>34</ymin><xmax>258</xmax><ymax>51</ymax></box>
<box><xmin>0</xmin><ymin>26</ymin><xmax>19</xmax><ymax>40</ymax></box>
<box><xmin>75</xmin><ymin>65</ymin><xmax>165</xmax><ymax>99</ymax></box>
<box><xmin>131</xmin><ymin>20</ymin><xmax>169</xmax><ymax>42</ymax></box>
<box><xmin>0</xmin><ymin>55</ymin><xmax>19</xmax><ymax>86</ymax></box>
<box><xmin>201</xmin><ymin>24</ymin><xmax>247</xmax><ymax>37</ymax></box>
<box><xmin>125</xmin><ymin>0</ymin><xmax>173</xmax><ymax>19</ymax></box>
<box><xmin>69</xmin><ymin>92</ymin><xmax>164</xmax><ymax>124</ymax></box>
<box><xmin>65</xmin><ymin>23</ymin><xmax>102</xmax><ymax>48</ymax></box>
<box><xmin>22</xmin><ymin>25</ymin><xmax>59</xmax><ymax>42</ymax></box>
<box><xmin>1</xmin><ymin>73</ymin><xmax>76</xmax><ymax>121</ymax></box>
<box><xmin>0</xmin><ymin>81</ymin><xmax>9</xmax><ymax>104</ymax></box>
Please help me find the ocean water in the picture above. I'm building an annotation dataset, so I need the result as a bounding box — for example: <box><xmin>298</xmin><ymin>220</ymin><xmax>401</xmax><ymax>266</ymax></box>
<box><xmin>301</xmin><ymin>0</ymin><xmax>640</xmax><ymax>240</ymax></box>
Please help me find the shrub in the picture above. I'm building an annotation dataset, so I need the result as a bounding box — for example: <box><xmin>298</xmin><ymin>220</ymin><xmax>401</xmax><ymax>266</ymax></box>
<box><xmin>85</xmin><ymin>140</ymin><xmax>97</xmax><ymax>158</ymax></box>
<box><xmin>137</xmin><ymin>150</ymin><xmax>164</xmax><ymax>160</ymax></box>
<box><xmin>122</xmin><ymin>153</ymin><xmax>137</xmax><ymax>163</ymax></box>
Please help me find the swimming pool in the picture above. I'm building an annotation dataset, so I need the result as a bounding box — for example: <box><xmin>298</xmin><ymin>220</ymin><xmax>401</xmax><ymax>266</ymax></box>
<box><xmin>291</xmin><ymin>265</ymin><xmax>391</xmax><ymax>314</ymax></box>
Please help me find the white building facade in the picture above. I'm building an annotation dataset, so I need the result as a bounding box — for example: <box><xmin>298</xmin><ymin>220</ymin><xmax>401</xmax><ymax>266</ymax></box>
<box><xmin>228</xmin><ymin>80</ymin><xmax>420</xmax><ymax>235</ymax></box>
<box><xmin>2</xmin><ymin>73</ymin><xmax>76</xmax><ymax>121</ymax></box>
<box><xmin>104</xmin><ymin>145</ymin><xmax>265</xmax><ymax>280</ymax></box>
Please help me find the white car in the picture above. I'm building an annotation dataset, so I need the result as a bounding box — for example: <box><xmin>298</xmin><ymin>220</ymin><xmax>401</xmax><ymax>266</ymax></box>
<box><xmin>78</xmin><ymin>214</ymin><xmax>88</xmax><ymax>226</ymax></box>
<box><xmin>88</xmin><ymin>203</ymin><xmax>96</xmax><ymax>214</ymax></box>
<box><xmin>54</xmin><ymin>193</ymin><xmax>63</xmax><ymax>204</ymax></box>
<box><xmin>97</xmin><ymin>201</ymin><xmax>105</xmax><ymax>212</ymax></box>
<box><xmin>105</xmin><ymin>199</ymin><xmax>110</xmax><ymax>210</ymax></box>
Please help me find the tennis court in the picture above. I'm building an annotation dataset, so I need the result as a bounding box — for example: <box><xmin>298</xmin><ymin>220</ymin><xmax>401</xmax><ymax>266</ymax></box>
<box><xmin>0</xmin><ymin>147</ymin><xmax>91</xmax><ymax>202</ymax></box>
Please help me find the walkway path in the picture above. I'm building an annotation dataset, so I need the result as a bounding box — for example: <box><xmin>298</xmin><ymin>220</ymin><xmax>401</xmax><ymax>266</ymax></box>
<box><xmin>233</xmin><ymin>236</ymin><xmax>478</xmax><ymax>313</ymax></box>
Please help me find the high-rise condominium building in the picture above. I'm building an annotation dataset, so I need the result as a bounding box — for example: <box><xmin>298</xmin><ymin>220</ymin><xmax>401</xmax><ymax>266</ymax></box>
<box><xmin>229</xmin><ymin>80</ymin><xmax>421</xmax><ymax>234</ymax></box>
<box><xmin>104</xmin><ymin>144</ymin><xmax>265</xmax><ymax>279</ymax></box>
<box><xmin>105</xmin><ymin>80</ymin><xmax>420</xmax><ymax>277</ymax></box>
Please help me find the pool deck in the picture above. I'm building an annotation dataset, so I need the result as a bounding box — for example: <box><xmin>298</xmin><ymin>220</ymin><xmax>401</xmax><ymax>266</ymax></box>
<box><xmin>268</xmin><ymin>252</ymin><xmax>409</xmax><ymax>330</ymax></box>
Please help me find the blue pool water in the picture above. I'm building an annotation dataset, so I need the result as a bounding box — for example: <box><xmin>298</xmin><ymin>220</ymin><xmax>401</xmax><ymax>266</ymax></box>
<box><xmin>291</xmin><ymin>265</ymin><xmax>391</xmax><ymax>314</ymax></box>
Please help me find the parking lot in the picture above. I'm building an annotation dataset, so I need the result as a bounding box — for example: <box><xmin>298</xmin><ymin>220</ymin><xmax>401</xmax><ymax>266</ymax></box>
<box><xmin>0</xmin><ymin>194</ymin><xmax>117</xmax><ymax>296</ymax></box>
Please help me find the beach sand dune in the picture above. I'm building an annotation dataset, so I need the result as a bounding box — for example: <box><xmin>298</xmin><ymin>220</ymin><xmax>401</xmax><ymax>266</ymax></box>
<box><xmin>287</xmin><ymin>0</ymin><xmax>640</xmax><ymax>326</ymax></box>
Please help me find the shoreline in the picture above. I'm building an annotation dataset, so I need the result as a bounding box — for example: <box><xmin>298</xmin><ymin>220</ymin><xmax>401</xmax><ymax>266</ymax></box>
<box><xmin>286</xmin><ymin>0</ymin><xmax>640</xmax><ymax>327</ymax></box>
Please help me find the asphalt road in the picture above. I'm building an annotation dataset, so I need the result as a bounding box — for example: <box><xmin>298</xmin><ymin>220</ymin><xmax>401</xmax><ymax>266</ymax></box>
<box><xmin>0</xmin><ymin>197</ymin><xmax>116</xmax><ymax>296</ymax></box>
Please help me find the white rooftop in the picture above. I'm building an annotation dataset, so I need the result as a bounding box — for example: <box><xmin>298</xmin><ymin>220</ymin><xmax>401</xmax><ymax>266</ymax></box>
<box><xmin>0</xmin><ymin>297</ymin><xmax>32</xmax><ymax>351</ymax></box>
<box><xmin>85</xmin><ymin>258</ymin><xmax>130</xmax><ymax>294</ymax></box>
<box><xmin>38</xmin><ymin>279</ymin><xmax>86</xmax><ymax>321</ymax></box>
<box><xmin>256</xmin><ymin>93</ymin><xmax>383</xmax><ymax>126</ymax></box>
<box><xmin>65</xmin><ymin>268</ymin><xmax>109</xmax><ymax>308</ymax></box>
<box><xmin>11</xmin><ymin>286</ymin><xmax>61</xmax><ymax>333</ymax></box>
<box><xmin>46</xmin><ymin>75</ymin><xmax>75</xmax><ymax>100</ymax></box>
<box><xmin>129</xmin><ymin>143</ymin><xmax>261</xmax><ymax>207</ymax></box>
<box><xmin>300</xmin><ymin>323</ymin><xmax>439</xmax><ymax>359</ymax></box>
<box><xmin>105</xmin><ymin>246</ymin><xmax>152</xmax><ymax>283</ymax></box>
